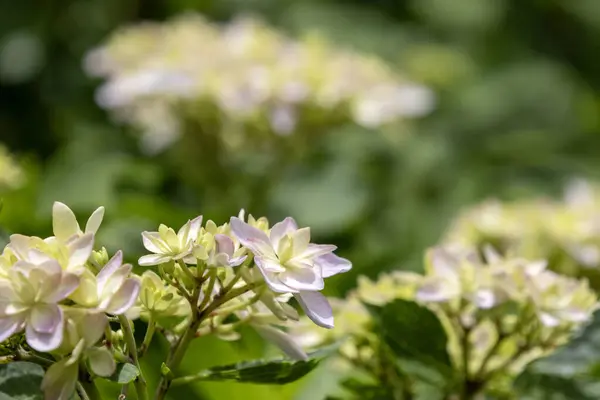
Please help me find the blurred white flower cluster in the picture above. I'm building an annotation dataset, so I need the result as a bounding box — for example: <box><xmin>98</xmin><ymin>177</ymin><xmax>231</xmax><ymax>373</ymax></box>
<box><xmin>84</xmin><ymin>13</ymin><xmax>434</xmax><ymax>152</ymax></box>
<box><xmin>289</xmin><ymin>244</ymin><xmax>597</xmax><ymax>383</ymax></box>
<box><xmin>445</xmin><ymin>179</ymin><xmax>600</xmax><ymax>281</ymax></box>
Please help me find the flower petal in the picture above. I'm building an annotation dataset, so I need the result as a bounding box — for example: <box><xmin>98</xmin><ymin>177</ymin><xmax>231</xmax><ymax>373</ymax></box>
<box><xmin>7</xmin><ymin>234</ymin><xmax>32</xmax><ymax>260</ymax></box>
<box><xmin>26</xmin><ymin>307</ymin><xmax>64</xmax><ymax>351</ymax></box>
<box><xmin>81</xmin><ymin>312</ymin><xmax>108</xmax><ymax>345</ymax></box>
<box><xmin>254</xmin><ymin>257</ymin><xmax>297</xmax><ymax>293</ymax></box>
<box><xmin>0</xmin><ymin>315</ymin><xmax>24</xmax><ymax>342</ymax></box>
<box><xmin>317</xmin><ymin>253</ymin><xmax>352</xmax><ymax>278</ymax></box>
<box><xmin>96</xmin><ymin>251</ymin><xmax>123</xmax><ymax>293</ymax></box>
<box><xmin>214</xmin><ymin>234</ymin><xmax>234</xmax><ymax>257</ymax></box>
<box><xmin>300</xmin><ymin>244</ymin><xmax>337</xmax><ymax>259</ymax></box>
<box><xmin>279</xmin><ymin>268</ymin><xmax>324</xmax><ymax>291</ymax></box>
<box><xmin>106</xmin><ymin>278</ymin><xmax>141</xmax><ymax>315</ymax></box>
<box><xmin>87</xmin><ymin>347</ymin><xmax>116</xmax><ymax>377</ymax></box>
<box><xmin>85</xmin><ymin>206</ymin><xmax>105</xmax><ymax>234</ymax></box>
<box><xmin>30</xmin><ymin>304</ymin><xmax>61</xmax><ymax>333</ymax></box>
<box><xmin>252</xmin><ymin>324</ymin><xmax>308</xmax><ymax>361</ymax></box>
<box><xmin>41</xmin><ymin>358</ymin><xmax>79</xmax><ymax>400</ymax></box>
<box><xmin>67</xmin><ymin>233</ymin><xmax>94</xmax><ymax>270</ymax></box>
<box><xmin>230</xmin><ymin>217</ymin><xmax>275</xmax><ymax>258</ymax></box>
<box><xmin>269</xmin><ymin>217</ymin><xmax>298</xmax><ymax>250</ymax></box>
<box><xmin>294</xmin><ymin>291</ymin><xmax>334</xmax><ymax>329</ymax></box>
<box><xmin>142</xmin><ymin>232</ymin><xmax>167</xmax><ymax>254</ymax></box>
<box><xmin>138</xmin><ymin>254</ymin><xmax>171</xmax><ymax>266</ymax></box>
<box><xmin>53</xmin><ymin>202</ymin><xmax>80</xmax><ymax>242</ymax></box>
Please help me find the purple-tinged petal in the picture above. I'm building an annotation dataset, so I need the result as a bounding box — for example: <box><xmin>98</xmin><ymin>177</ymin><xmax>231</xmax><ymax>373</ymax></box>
<box><xmin>294</xmin><ymin>291</ymin><xmax>334</xmax><ymax>329</ymax></box>
<box><xmin>67</xmin><ymin>233</ymin><xmax>94</xmax><ymax>270</ymax></box>
<box><xmin>105</xmin><ymin>278</ymin><xmax>141</xmax><ymax>315</ymax></box>
<box><xmin>47</xmin><ymin>272</ymin><xmax>80</xmax><ymax>303</ymax></box>
<box><xmin>279</xmin><ymin>268</ymin><xmax>324</xmax><ymax>291</ymax></box>
<box><xmin>215</xmin><ymin>234</ymin><xmax>235</xmax><ymax>256</ymax></box>
<box><xmin>41</xmin><ymin>358</ymin><xmax>78</xmax><ymax>400</ymax></box>
<box><xmin>317</xmin><ymin>253</ymin><xmax>352</xmax><ymax>278</ymax></box>
<box><xmin>186</xmin><ymin>215</ymin><xmax>203</xmax><ymax>243</ymax></box>
<box><xmin>299</xmin><ymin>244</ymin><xmax>337</xmax><ymax>260</ymax></box>
<box><xmin>30</xmin><ymin>304</ymin><xmax>61</xmax><ymax>333</ymax></box>
<box><xmin>253</xmin><ymin>324</ymin><xmax>308</xmax><ymax>361</ymax></box>
<box><xmin>254</xmin><ymin>257</ymin><xmax>297</xmax><ymax>293</ymax></box>
<box><xmin>53</xmin><ymin>202</ymin><xmax>80</xmax><ymax>242</ymax></box>
<box><xmin>228</xmin><ymin>255</ymin><xmax>247</xmax><ymax>267</ymax></box>
<box><xmin>269</xmin><ymin>217</ymin><xmax>298</xmax><ymax>250</ymax></box>
<box><xmin>230</xmin><ymin>217</ymin><xmax>275</xmax><ymax>258</ymax></box>
<box><xmin>26</xmin><ymin>307</ymin><xmax>64</xmax><ymax>351</ymax></box>
<box><xmin>96</xmin><ymin>251</ymin><xmax>123</xmax><ymax>290</ymax></box>
<box><xmin>87</xmin><ymin>347</ymin><xmax>116</xmax><ymax>377</ymax></box>
<box><xmin>138</xmin><ymin>254</ymin><xmax>171</xmax><ymax>266</ymax></box>
<box><xmin>0</xmin><ymin>315</ymin><xmax>24</xmax><ymax>342</ymax></box>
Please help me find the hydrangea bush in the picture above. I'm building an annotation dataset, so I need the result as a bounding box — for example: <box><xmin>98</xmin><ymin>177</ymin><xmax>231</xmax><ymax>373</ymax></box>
<box><xmin>0</xmin><ymin>203</ymin><xmax>351</xmax><ymax>400</ymax></box>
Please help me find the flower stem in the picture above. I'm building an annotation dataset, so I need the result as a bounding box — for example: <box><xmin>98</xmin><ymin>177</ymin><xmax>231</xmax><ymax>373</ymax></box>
<box><xmin>138</xmin><ymin>319</ymin><xmax>156</xmax><ymax>358</ymax></box>
<box><xmin>119</xmin><ymin>315</ymin><xmax>149</xmax><ymax>400</ymax></box>
<box><xmin>78</xmin><ymin>380</ymin><xmax>102</xmax><ymax>400</ymax></box>
<box><xmin>153</xmin><ymin>279</ymin><xmax>262</xmax><ymax>400</ymax></box>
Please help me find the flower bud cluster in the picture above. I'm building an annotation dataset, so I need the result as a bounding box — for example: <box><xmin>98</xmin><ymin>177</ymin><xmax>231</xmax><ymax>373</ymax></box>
<box><xmin>445</xmin><ymin>179</ymin><xmax>600</xmax><ymax>280</ymax></box>
<box><xmin>84</xmin><ymin>13</ymin><xmax>434</xmax><ymax>152</ymax></box>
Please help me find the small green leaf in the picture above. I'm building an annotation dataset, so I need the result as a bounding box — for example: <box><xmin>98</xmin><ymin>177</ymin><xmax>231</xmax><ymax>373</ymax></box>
<box><xmin>105</xmin><ymin>363</ymin><xmax>139</xmax><ymax>384</ymax></box>
<box><xmin>0</xmin><ymin>361</ymin><xmax>44</xmax><ymax>399</ymax></box>
<box><xmin>177</xmin><ymin>345</ymin><xmax>336</xmax><ymax>385</ymax></box>
<box><xmin>366</xmin><ymin>299</ymin><xmax>453</xmax><ymax>384</ymax></box>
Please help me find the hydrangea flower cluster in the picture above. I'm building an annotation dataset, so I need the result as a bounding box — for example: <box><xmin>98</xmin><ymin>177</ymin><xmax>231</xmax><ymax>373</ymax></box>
<box><xmin>84</xmin><ymin>13</ymin><xmax>434</xmax><ymax>152</ymax></box>
<box><xmin>289</xmin><ymin>244</ymin><xmax>597</xmax><ymax>396</ymax></box>
<box><xmin>445</xmin><ymin>179</ymin><xmax>600</xmax><ymax>284</ymax></box>
<box><xmin>0</xmin><ymin>204</ymin><xmax>351</xmax><ymax>400</ymax></box>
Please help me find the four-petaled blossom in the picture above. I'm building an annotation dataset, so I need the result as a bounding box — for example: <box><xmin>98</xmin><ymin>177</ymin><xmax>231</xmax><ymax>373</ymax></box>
<box><xmin>0</xmin><ymin>260</ymin><xmax>79</xmax><ymax>352</ymax></box>
<box><xmin>139</xmin><ymin>216</ymin><xmax>203</xmax><ymax>266</ymax></box>
<box><xmin>230</xmin><ymin>216</ymin><xmax>351</xmax><ymax>328</ymax></box>
<box><xmin>200</xmin><ymin>220</ymin><xmax>247</xmax><ymax>267</ymax></box>
<box><xmin>70</xmin><ymin>251</ymin><xmax>140</xmax><ymax>315</ymax></box>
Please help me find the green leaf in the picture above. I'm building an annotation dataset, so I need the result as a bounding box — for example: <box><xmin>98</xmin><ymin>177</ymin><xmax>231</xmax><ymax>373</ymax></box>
<box><xmin>105</xmin><ymin>363</ymin><xmax>139</xmax><ymax>384</ymax></box>
<box><xmin>178</xmin><ymin>345</ymin><xmax>336</xmax><ymax>385</ymax></box>
<box><xmin>514</xmin><ymin>310</ymin><xmax>600</xmax><ymax>399</ymax></box>
<box><xmin>366</xmin><ymin>299</ymin><xmax>453</xmax><ymax>385</ymax></box>
<box><xmin>0</xmin><ymin>362</ymin><xmax>44</xmax><ymax>400</ymax></box>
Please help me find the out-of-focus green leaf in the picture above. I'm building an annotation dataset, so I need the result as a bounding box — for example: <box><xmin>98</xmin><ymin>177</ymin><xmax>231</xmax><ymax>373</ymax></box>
<box><xmin>175</xmin><ymin>345</ymin><xmax>336</xmax><ymax>385</ymax></box>
<box><xmin>366</xmin><ymin>299</ymin><xmax>453</xmax><ymax>387</ymax></box>
<box><xmin>0</xmin><ymin>362</ymin><xmax>44</xmax><ymax>400</ymax></box>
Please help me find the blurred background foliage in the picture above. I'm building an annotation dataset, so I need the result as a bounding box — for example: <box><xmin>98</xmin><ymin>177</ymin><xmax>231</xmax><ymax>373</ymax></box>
<box><xmin>2</xmin><ymin>0</ymin><xmax>600</xmax><ymax>398</ymax></box>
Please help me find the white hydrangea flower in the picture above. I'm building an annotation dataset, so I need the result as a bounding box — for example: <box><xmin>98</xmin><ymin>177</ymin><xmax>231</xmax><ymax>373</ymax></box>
<box><xmin>230</xmin><ymin>216</ymin><xmax>351</xmax><ymax>328</ymax></box>
<box><xmin>139</xmin><ymin>216</ymin><xmax>203</xmax><ymax>266</ymax></box>
<box><xmin>0</xmin><ymin>259</ymin><xmax>79</xmax><ymax>352</ymax></box>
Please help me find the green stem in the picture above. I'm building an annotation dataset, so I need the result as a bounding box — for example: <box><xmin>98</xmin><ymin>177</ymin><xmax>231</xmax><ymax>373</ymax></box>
<box><xmin>119</xmin><ymin>315</ymin><xmax>149</xmax><ymax>400</ymax></box>
<box><xmin>153</xmin><ymin>281</ymin><xmax>262</xmax><ymax>400</ymax></box>
<box><xmin>139</xmin><ymin>319</ymin><xmax>156</xmax><ymax>358</ymax></box>
<box><xmin>170</xmin><ymin>370</ymin><xmax>211</xmax><ymax>386</ymax></box>
<box><xmin>78</xmin><ymin>380</ymin><xmax>102</xmax><ymax>400</ymax></box>
<box><xmin>197</xmin><ymin>270</ymin><xmax>217</xmax><ymax>311</ymax></box>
